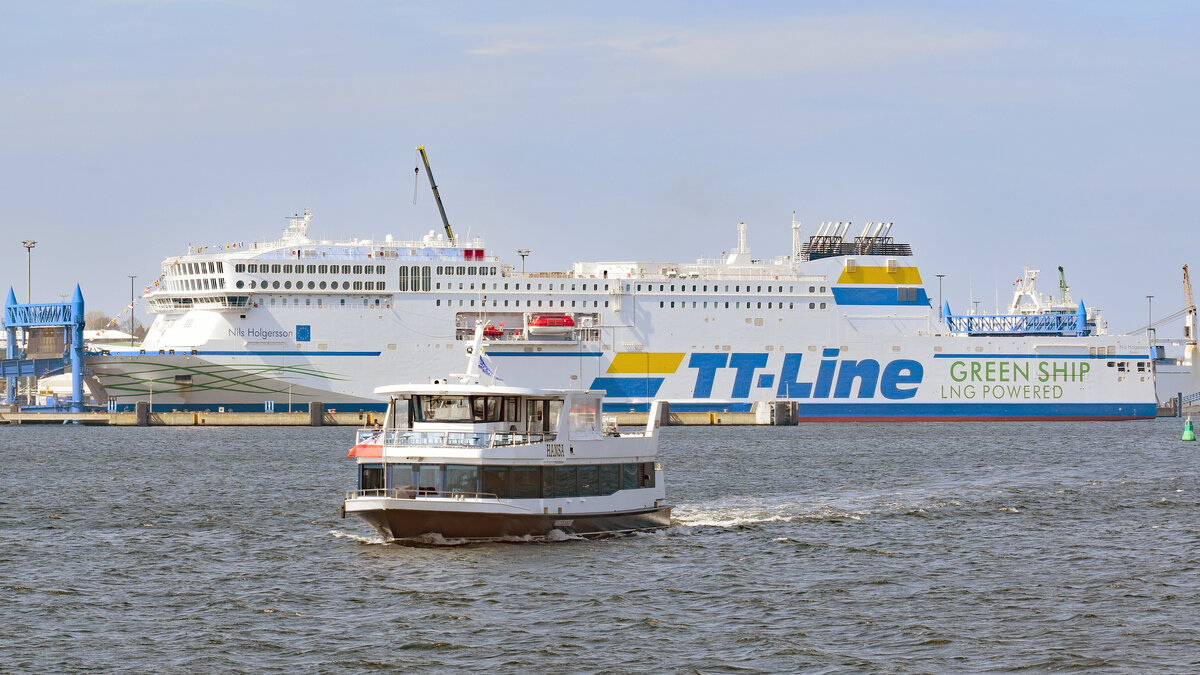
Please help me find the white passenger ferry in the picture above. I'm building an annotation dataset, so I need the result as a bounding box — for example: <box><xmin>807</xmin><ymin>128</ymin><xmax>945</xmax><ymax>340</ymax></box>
<box><xmin>342</xmin><ymin>322</ymin><xmax>670</xmax><ymax>541</ymax></box>
<box><xmin>85</xmin><ymin>210</ymin><xmax>1159</xmax><ymax>420</ymax></box>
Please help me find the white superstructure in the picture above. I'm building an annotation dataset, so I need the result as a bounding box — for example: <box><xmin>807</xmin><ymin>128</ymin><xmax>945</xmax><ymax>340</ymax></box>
<box><xmin>85</xmin><ymin>211</ymin><xmax>1158</xmax><ymax>420</ymax></box>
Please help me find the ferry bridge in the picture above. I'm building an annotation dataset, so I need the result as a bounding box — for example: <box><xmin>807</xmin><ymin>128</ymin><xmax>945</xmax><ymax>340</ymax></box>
<box><xmin>2</xmin><ymin>286</ymin><xmax>86</xmax><ymax>412</ymax></box>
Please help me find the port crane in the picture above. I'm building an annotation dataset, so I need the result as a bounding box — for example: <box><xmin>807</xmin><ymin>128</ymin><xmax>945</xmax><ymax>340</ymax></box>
<box><xmin>415</xmin><ymin>145</ymin><xmax>455</xmax><ymax>244</ymax></box>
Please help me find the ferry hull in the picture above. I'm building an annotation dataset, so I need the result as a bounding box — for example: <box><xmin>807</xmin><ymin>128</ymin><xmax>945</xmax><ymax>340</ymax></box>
<box><xmin>347</xmin><ymin>504</ymin><xmax>673</xmax><ymax>540</ymax></box>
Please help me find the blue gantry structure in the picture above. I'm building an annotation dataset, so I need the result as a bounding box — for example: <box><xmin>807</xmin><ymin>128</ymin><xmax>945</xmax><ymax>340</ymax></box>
<box><xmin>3</xmin><ymin>286</ymin><xmax>87</xmax><ymax>412</ymax></box>
<box><xmin>943</xmin><ymin>300</ymin><xmax>1092</xmax><ymax>337</ymax></box>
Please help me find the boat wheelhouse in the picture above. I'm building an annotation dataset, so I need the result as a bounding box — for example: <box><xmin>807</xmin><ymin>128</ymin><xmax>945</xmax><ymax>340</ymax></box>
<box><xmin>342</xmin><ymin>322</ymin><xmax>671</xmax><ymax>541</ymax></box>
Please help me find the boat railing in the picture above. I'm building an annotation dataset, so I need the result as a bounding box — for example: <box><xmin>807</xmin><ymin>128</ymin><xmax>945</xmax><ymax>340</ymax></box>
<box><xmin>356</xmin><ymin>428</ymin><xmax>557</xmax><ymax>448</ymax></box>
<box><xmin>345</xmin><ymin>488</ymin><xmax>503</xmax><ymax>502</ymax></box>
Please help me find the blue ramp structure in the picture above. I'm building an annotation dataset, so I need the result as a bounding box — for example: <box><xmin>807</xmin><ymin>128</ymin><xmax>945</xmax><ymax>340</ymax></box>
<box><xmin>4</xmin><ymin>285</ymin><xmax>87</xmax><ymax>412</ymax></box>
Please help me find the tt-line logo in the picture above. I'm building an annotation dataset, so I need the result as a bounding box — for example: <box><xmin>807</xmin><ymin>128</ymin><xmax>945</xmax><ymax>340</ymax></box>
<box><xmin>687</xmin><ymin>350</ymin><xmax>922</xmax><ymax>399</ymax></box>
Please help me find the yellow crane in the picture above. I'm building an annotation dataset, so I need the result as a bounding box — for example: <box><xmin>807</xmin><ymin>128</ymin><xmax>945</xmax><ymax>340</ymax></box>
<box><xmin>416</xmin><ymin>146</ymin><xmax>454</xmax><ymax>244</ymax></box>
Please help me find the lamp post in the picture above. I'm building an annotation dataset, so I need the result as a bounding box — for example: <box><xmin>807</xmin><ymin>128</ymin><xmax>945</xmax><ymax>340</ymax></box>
<box><xmin>517</xmin><ymin>249</ymin><xmax>530</xmax><ymax>276</ymax></box>
<box><xmin>936</xmin><ymin>274</ymin><xmax>946</xmax><ymax>322</ymax></box>
<box><xmin>1146</xmin><ymin>294</ymin><xmax>1154</xmax><ymax>345</ymax></box>
<box><xmin>129</xmin><ymin>275</ymin><xmax>137</xmax><ymax>346</ymax></box>
<box><xmin>21</xmin><ymin>240</ymin><xmax>36</xmax><ymax>303</ymax></box>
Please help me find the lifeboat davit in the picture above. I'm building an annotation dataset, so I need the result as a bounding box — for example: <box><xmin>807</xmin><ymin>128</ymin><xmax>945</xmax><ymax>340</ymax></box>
<box><xmin>527</xmin><ymin>313</ymin><xmax>575</xmax><ymax>335</ymax></box>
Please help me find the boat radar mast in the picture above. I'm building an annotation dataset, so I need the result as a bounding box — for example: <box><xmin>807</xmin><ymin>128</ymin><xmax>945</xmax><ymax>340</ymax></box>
<box><xmin>416</xmin><ymin>146</ymin><xmax>455</xmax><ymax>245</ymax></box>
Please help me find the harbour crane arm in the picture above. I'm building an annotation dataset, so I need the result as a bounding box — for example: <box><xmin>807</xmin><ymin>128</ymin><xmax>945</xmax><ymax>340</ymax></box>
<box><xmin>416</xmin><ymin>146</ymin><xmax>454</xmax><ymax>244</ymax></box>
<box><xmin>1058</xmin><ymin>265</ymin><xmax>1069</xmax><ymax>304</ymax></box>
<box><xmin>1185</xmin><ymin>264</ymin><xmax>1196</xmax><ymax>342</ymax></box>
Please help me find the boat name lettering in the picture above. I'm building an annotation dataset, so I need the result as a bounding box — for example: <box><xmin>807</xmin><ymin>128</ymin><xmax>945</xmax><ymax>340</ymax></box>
<box><xmin>227</xmin><ymin>327</ymin><xmax>295</xmax><ymax>340</ymax></box>
<box><xmin>948</xmin><ymin>360</ymin><xmax>1090</xmax><ymax>383</ymax></box>
<box><xmin>546</xmin><ymin>443</ymin><xmax>565</xmax><ymax>457</ymax></box>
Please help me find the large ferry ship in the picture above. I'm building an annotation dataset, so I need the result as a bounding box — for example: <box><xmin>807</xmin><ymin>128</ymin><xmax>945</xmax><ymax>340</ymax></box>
<box><xmin>85</xmin><ymin>210</ymin><xmax>1158</xmax><ymax>420</ymax></box>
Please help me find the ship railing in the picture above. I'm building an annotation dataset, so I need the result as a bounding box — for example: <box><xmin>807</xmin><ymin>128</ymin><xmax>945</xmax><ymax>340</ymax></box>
<box><xmin>345</xmin><ymin>488</ymin><xmax>502</xmax><ymax>502</ymax></box>
<box><xmin>356</xmin><ymin>429</ymin><xmax>556</xmax><ymax>447</ymax></box>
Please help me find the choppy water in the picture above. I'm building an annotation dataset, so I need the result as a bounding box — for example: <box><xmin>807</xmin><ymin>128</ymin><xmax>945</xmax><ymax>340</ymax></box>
<box><xmin>2</xmin><ymin>420</ymin><xmax>1199</xmax><ymax>672</ymax></box>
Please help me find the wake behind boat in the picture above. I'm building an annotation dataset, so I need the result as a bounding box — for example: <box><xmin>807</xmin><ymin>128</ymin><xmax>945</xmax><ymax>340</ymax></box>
<box><xmin>341</xmin><ymin>321</ymin><xmax>671</xmax><ymax>542</ymax></box>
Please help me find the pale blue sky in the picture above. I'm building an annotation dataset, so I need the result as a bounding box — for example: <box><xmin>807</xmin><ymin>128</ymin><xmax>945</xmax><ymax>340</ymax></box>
<box><xmin>2</xmin><ymin>1</ymin><xmax>1197</xmax><ymax>335</ymax></box>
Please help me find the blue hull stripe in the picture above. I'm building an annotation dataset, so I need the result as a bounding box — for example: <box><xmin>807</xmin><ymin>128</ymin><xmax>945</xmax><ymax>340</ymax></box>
<box><xmin>100</xmin><ymin>351</ymin><xmax>382</xmax><ymax>357</ymax></box>
<box><xmin>832</xmin><ymin>287</ymin><xmax>930</xmax><ymax>306</ymax></box>
<box><xmin>487</xmin><ymin>352</ymin><xmax>603</xmax><ymax>358</ymax></box>
<box><xmin>590</xmin><ymin>377</ymin><xmax>665</xmax><ymax>398</ymax></box>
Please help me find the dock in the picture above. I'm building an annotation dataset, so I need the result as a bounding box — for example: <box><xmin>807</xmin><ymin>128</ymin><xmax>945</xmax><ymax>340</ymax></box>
<box><xmin>0</xmin><ymin>408</ymin><xmax>382</xmax><ymax>426</ymax></box>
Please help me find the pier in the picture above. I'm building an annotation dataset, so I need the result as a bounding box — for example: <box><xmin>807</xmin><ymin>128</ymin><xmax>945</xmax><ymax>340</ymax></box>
<box><xmin>0</xmin><ymin>408</ymin><xmax>382</xmax><ymax>426</ymax></box>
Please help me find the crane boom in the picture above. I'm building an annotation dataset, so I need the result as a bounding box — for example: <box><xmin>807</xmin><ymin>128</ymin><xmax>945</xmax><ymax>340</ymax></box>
<box><xmin>416</xmin><ymin>146</ymin><xmax>454</xmax><ymax>244</ymax></box>
<box><xmin>1184</xmin><ymin>264</ymin><xmax>1196</xmax><ymax>346</ymax></box>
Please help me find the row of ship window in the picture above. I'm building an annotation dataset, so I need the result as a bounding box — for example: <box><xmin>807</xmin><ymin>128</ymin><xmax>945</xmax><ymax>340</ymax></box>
<box><xmin>233</xmin><ymin>263</ymin><xmax>389</xmax><ymax>275</ymax></box>
<box><xmin>173</xmin><ymin>261</ymin><xmax>225</xmax><ymax>275</ymax></box>
<box><xmin>265</xmin><ymin>297</ymin><xmax>383</xmax><ymax>308</ymax></box>
<box><xmin>636</xmin><ymin>283</ymin><xmax>828</xmax><ymax>294</ymax></box>
<box><xmin>358</xmin><ymin>462</ymin><xmax>657</xmax><ymax>499</ymax></box>
<box><xmin>659</xmin><ymin>300</ymin><xmax>827</xmax><ymax>310</ymax></box>
<box><xmin>235</xmin><ymin>279</ymin><xmax>388</xmax><ymax>291</ymax></box>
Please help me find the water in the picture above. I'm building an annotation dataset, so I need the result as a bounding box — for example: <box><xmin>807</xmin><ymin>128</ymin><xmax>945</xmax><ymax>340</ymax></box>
<box><xmin>2</xmin><ymin>420</ymin><xmax>1198</xmax><ymax>672</ymax></box>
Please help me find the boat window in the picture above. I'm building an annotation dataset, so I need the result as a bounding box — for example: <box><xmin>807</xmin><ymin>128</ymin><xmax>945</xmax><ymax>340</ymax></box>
<box><xmin>379</xmin><ymin>282</ymin><xmax>387</xmax><ymax>291</ymax></box>
<box><xmin>569</xmin><ymin>398</ymin><xmax>600</xmax><ymax>436</ymax></box>
<box><xmin>549</xmin><ymin>399</ymin><xmax>562</xmax><ymax>432</ymax></box>
<box><xmin>503</xmin><ymin>397</ymin><xmax>520</xmax><ymax>422</ymax></box>
<box><xmin>283</xmin><ymin>264</ymin><xmax>293</xmax><ymax>273</ymax></box>
<box><xmin>307</xmin><ymin>265</ymin><xmax>316</xmax><ymax>273</ymax></box>
<box><xmin>388</xmin><ymin>464</ymin><xmax>414</xmax><ymax>491</ymax></box>
<box><xmin>457</xmin><ymin>266</ymin><xmax>466</xmax><ymax>275</ymax></box>
<box><xmin>483</xmin><ymin>467</ymin><xmax>510</xmax><ymax>498</ymax></box>
<box><xmin>622</xmin><ymin>463</ymin><xmax>639</xmax><ymax>491</ymax></box>
<box><xmin>417</xmin><ymin>465</ymin><xmax>441</xmax><ymax>494</ymax></box>
<box><xmin>512</xmin><ymin>466</ymin><xmax>541</xmax><ymax>498</ymax></box>
<box><xmin>641</xmin><ymin>462</ymin><xmax>655</xmax><ymax>488</ymax></box>
<box><xmin>272</xmin><ymin>281</ymin><xmax>280</xmax><ymax>289</ymax></box>
<box><xmin>319</xmin><ymin>265</ymin><xmax>328</xmax><ymax>273</ymax></box>
<box><xmin>414</xmin><ymin>395</ymin><xmax>473</xmax><ymax>422</ymax></box>
<box><xmin>445</xmin><ymin>465</ymin><xmax>479</xmax><ymax>494</ymax></box>
<box><xmin>579</xmin><ymin>465</ymin><xmax>599</xmax><ymax>496</ymax></box>
<box><xmin>364</xmin><ymin>265</ymin><xmax>374</xmax><ymax>274</ymax></box>
<box><xmin>550</xmin><ymin>466</ymin><xmax>577</xmax><ymax>498</ymax></box>
<box><xmin>599</xmin><ymin>464</ymin><xmax>620</xmax><ymax>494</ymax></box>
<box><xmin>411</xmin><ymin>267</ymin><xmax>421</xmax><ymax>291</ymax></box>
<box><xmin>216</xmin><ymin>262</ymin><xmax>224</xmax><ymax>272</ymax></box>
<box><xmin>360</xmin><ymin>463</ymin><xmax>384</xmax><ymax>491</ymax></box>
<box><xmin>284</xmin><ymin>281</ymin><xmax>292</xmax><ymax>289</ymax></box>
<box><xmin>353</xmin><ymin>265</ymin><xmax>363</xmax><ymax>274</ymax></box>
<box><xmin>235</xmin><ymin>264</ymin><xmax>246</xmax><ymax>273</ymax></box>
<box><xmin>319</xmin><ymin>281</ymin><xmax>327</xmax><ymax>290</ymax></box>
<box><xmin>422</xmin><ymin>266</ymin><xmax>431</xmax><ymax>291</ymax></box>
<box><xmin>353</xmin><ymin>282</ymin><xmax>363</xmax><ymax>290</ymax></box>
<box><xmin>809</xmin><ymin>302</ymin><xmax>816</xmax><ymax>309</ymax></box>
<box><xmin>272</xmin><ymin>264</ymin><xmax>281</xmax><ymax>273</ymax></box>
<box><xmin>820</xmin><ymin>303</ymin><xmax>826</xmax><ymax>309</ymax></box>
<box><xmin>236</xmin><ymin>280</ymin><xmax>244</xmax><ymax>289</ymax></box>
<box><xmin>527</xmin><ymin>399</ymin><xmax>549</xmax><ymax>433</ymax></box>
<box><xmin>471</xmin><ymin>396</ymin><xmax>502</xmax><ymax>422</ymax></box>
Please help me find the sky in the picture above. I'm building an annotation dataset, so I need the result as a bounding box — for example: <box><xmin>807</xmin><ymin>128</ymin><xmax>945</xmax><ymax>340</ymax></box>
<box><xmin>2</xmin><ymin>0</ymin><xmax>1198</xmax><ymax>338</ymax></box>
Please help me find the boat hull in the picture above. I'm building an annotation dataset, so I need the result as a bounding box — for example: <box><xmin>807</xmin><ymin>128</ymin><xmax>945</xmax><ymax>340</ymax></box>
<box><xmin>347</xmin><ymin>504</ymin><xmax>672</xmax><ymax>541</ymax></box>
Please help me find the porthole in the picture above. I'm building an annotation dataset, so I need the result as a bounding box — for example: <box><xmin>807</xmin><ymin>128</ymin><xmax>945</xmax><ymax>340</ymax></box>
<box><xmin>284</xmin><ymin>281</ymin><xmax>292</xmax><ymax>289</ymax></box>
<box><xmin>236</xmin><ymin>280</ymin><xmax>245</xmax><ymax>289</ymax></box>
<box><xmin>272</xmin><ymin>281</ymin><xmax>280</xmax><ymax>289</ymax></box>
<box><xmin>319</xmin><ymin>281</ymin><xmax>327</xmax><ymax>290</ymax></box>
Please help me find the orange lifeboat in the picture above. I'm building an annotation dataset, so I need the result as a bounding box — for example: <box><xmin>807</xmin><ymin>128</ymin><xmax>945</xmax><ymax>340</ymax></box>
<box><xmin>527</xmin><ymin>313</ymin><xmax>575</xmax><ymax>335</ymax></box>
<box><xmin>483</xmin><ymin>324</ymin><xmax>504</xmax><ymax>338</ymax></box>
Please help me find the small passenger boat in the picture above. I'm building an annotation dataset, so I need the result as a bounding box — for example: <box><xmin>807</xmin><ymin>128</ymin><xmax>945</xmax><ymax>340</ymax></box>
<box><xmin>341</xmin><ymin>321</ymin><xmax>671</xmax><ymax>541</ymax></box>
